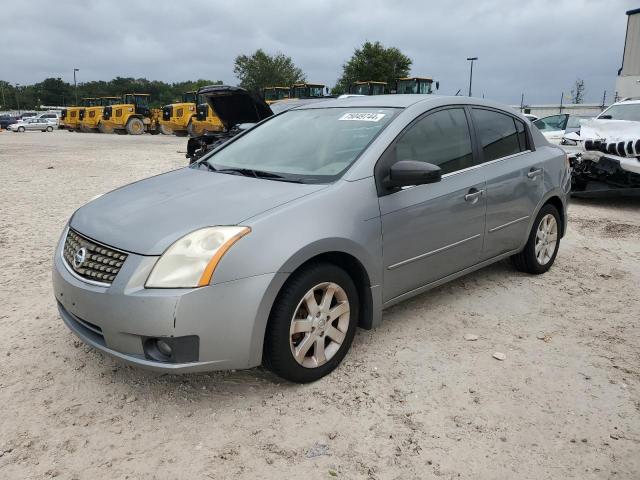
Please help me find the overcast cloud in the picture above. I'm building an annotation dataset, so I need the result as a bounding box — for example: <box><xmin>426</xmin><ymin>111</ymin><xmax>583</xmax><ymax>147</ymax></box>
<box><xmin>0</xmin><ymin>0</ymin><xmax>636</xmax><ymax>104</ymax></box>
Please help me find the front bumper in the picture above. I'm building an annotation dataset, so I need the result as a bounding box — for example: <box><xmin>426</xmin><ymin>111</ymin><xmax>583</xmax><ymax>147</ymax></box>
<box><xmin>52</xmin><ymin>230</ymin><xmax>286</xmax><ymax>373</ymax></box>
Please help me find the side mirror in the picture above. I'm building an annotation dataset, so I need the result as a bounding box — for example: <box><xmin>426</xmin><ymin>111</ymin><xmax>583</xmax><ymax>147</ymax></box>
<box><xmin>435</xmin><ymin>81</ymin><xmax>440</xmax><ymax>91</ymax></box>
<box><xmin>598</xmin><ymin>114</ymin><xmax>612</xmax><ymax>120</ymax></box>
<box><xmin>385</xmin><ymin>160</ymin><xmax>442</xmax><ymax>189</ymax></box>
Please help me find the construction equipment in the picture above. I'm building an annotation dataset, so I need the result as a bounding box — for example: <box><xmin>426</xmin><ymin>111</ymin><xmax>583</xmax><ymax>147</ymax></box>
<box><xmin>189</xmin><ymin>95</ymin><xmax>225</xmax><ymax>137</ymax></box>
<box><xmin>290</xmin><ymin>83</ymin><xmax>325</xmax><ymax>99</ymax></box>
<box><xmin>101</xmin><ymin>93</ymin><xmax>161</xmax><ymax>135</ymax></box>
<box><xmin>349</xmin><ymin>81</ymin><xmax>387</xmax><ymax>95</ymax></box>
<box><xmin>395</xmin><ymin>77</ymin><xmax>439</xmax><ymax>94</ymax></box>
<box><xmin>79</xmin><ymin>97</ymin><xmax>120</xmax><ymax>133</ymax></box>
<box><xmin>61</xmin><ymin>98</ymin><xmax>95</xmax><ymax>131</ymax></box>
<box><xmin>263</xmin><ymin>86</ymin><xmax>290</xmax><ymax>104</ymax></box>
<box><xmin>159</xmin><ymin>91</ymin><xmax>199</xmax><ymax>136</ymax></box>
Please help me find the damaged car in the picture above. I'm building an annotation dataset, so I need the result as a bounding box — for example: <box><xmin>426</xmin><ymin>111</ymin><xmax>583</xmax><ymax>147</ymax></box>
<box><xmin>563</xmin><ymin>99</ymin><xmax>640</xmax><ymax>197</ymax></box>
<box><xmin>186</xmin><ymin>86</ymin><xmax>331</xmax><ymax>163</ymax></box>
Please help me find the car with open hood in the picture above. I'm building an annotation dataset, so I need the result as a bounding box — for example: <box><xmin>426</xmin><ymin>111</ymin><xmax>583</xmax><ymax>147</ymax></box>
<box><xmin>53</xmin><ymin>95</ymin><xmax>569</xmax><ymax>383</ymax></box>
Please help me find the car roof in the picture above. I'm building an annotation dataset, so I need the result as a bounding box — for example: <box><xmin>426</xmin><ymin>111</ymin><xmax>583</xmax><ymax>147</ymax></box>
<box><xmin>611</xmin><ymin>99</ymin><xmax>640</xmax><ymax>105</ymax></box>
<box><xmin>295</xmin><ymin>95</ymin><xmax>517</xmax><ymax>112</ymax></box>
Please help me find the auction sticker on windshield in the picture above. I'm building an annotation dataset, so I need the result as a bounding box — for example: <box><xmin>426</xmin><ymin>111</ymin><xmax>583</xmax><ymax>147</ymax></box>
<box><xmin>339</xmin><ymin>112</ymin><xmax>386</xmax><ymax>122</ymax></box>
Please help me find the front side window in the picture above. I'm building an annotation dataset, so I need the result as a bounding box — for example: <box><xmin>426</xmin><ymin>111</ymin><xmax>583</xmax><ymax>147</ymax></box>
<box><xmin>472</xmin><ymin>108</ymin><xmax>521</xmax><ymax>162</ymax></box>
<box><xmin>204</xmin><ymin>107</ymin><xmax>397</xmax><ymax>182</ymax></box>
<box><xmin>396</xmin><ymin>80</ymin><xmax>417</xmax><ymax>94</ymax></box>
<box><xmin>392</xmin><ymin>108</ymin><xmax>473</xmax><ymax>175</ymax></box>
<box><xmin>417</xmin><ymin>81</ymin><xmax>433</xmax><ymax>94</ymax></box>
<box><xmin>598</xmin><ymin>104</ymin><xmax>640</xmax><ymax>121</ymax></box>
<box><xmin>533</xmin><ymin>114</ymin><xmax>568</xmax><ymax>131</ymax></box>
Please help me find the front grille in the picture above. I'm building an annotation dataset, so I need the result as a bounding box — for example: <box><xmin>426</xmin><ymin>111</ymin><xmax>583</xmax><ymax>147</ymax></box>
<box><xmin>62</xmin><ymin>229</ymin><xmax>128</xmax><ymax>285</ymax></box>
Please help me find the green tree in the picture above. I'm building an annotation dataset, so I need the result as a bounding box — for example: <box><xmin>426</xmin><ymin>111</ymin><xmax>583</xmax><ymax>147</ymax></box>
<box><xmin>333</xmin><ymin>41</ymin><xmax>412</xmax><ymax>94</ymax></box>
<box><xmin>233</xmin><ymin>49</ymin><xmax>305</xmax><ymax>93</ymax></box>
<box><xmin>570</xmin><ymin>79</ymin><xmax>585</xmax><ymax>104</ymax></box>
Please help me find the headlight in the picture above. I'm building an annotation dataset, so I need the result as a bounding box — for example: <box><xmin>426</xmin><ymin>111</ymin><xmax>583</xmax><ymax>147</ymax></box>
<box><xmin>145</xmin><ymin>226</ymin><xmax>250</xmax><ymax>288</ymax></box>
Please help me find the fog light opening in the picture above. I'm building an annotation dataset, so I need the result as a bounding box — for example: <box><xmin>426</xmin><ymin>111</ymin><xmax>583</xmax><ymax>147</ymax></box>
<box><xmin>156</xmin><ymin>339</ymin><xmax>173</xmax><ymax>357</ymax></box>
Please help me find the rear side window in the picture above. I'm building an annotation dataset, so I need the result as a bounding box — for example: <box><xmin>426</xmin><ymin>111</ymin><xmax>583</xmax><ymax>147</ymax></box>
<box><xmin>472</xmin><ymin>109</ymin><xmax>521</xmax><ymax>162</ymax></box>
<box><xmin>515</xmin><ymin>119</ymin><xmax>528</xmax><ymax>151</ymax></box>
<box><xmin>394</xmin><ymin>108</ymin><xmax>473</xmax><ymax>175</ymax></box>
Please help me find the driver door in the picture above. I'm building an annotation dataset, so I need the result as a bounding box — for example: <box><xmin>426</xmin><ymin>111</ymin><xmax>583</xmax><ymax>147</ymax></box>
<box><xmin>377</xmin><ymin>107</ymin><xmax>486</xmax><ymax>302</ymax></box>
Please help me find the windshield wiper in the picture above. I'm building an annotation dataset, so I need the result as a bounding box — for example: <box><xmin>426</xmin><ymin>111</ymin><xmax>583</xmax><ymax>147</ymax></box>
<box><xmin>212</xmin><ymin>167</ymin><xmax>305</xmax><ymax>183</ymax></box>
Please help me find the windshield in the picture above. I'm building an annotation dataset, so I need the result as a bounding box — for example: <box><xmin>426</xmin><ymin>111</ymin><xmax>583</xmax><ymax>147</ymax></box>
<box><xmin>135</xmin><ymin>95</ymin><xmax>150</xmax><ymax>106</ymax></box>
<box><xmin>351</xmin><ymin>84</ymin><xmax>369</xmax><ymax>95</ymax></box>
<box><xmin>599</xmin><ymin>104</ymin><xmax>640</xmax><ymax>122</ymax></box>
<box><xmin>203</xmin><ymin>107</ymin><xmax>397</xmax><ymax>182</ymax></box>
<box><xmin>264</xmin><ymin>88</ymin><xmax>289</xmax><ymax>101</ymax></box>
<box><xmin>182</xmin><ymin>92</ymin><xmax>197</xmax><ymax>103</ymax></box>
<box><xmin>397</xmin><ymin>80</ymin><xmax>417</xmax><ymax>94</ymax></box>
<box><xmin>371</xmin><ymin>83</ymin><xmax>386</xmax><ymax>95</ymax></box>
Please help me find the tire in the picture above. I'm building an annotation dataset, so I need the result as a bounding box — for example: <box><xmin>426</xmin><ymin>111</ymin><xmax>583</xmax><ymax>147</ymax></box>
<box><xmin>511</xmin><ymin>203</ymin><xmax>561</xmax><ymax>274</ymax></box>
<box><xmin>98</xmin><ymin>122</ymin><xmax>114</xmax><ymax>134</ymax></box>
<box><xmin>46</xmin><ymin>126</ymin><xmax>53</xmax><ymax>132</ymax></box>
<box><xmin>263</xmin><ymin>262</ymin><xmax>359</xmax><ymax>383</ymax></box>
<box><xmin>159</xmin><ymin>124</ymin><xmax>173</xmax><ymax>135</ymax></box>
<box><xmin>125</xmin><ymin>117</ymin><xmax>144</xmax><ymax>135</ymax></box>
<box><xmin>18</xmin><ymin>126</ymin><xmax>25</xmax><ymax>132</ymax></box>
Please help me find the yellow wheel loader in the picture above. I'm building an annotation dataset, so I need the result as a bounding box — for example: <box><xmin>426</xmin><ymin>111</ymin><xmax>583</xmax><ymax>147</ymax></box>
<box><xmin>79</xmin><ymin>97</ymin><xmax>120</xmax><ymax>133</ymax></box>
<box><xmin>349</xmin><ymin>81</ymin><xmax>387</xmax><ymax>95</ymax></box>
<box><xmin>290</xmin><ymin>83</ymin><xmax>325</xmax><ymax>99</ymax></box>
<box><xmin>263</xmin><ymin>86</ymin><xmax>290</xmax><ymax>104</ymax></box>
<box><xmin>61</xmin><ymin>98</ymin><xmax>95</xmax><ymax>131</ymax></box>
<box><xmin>101</xmin><ymin>94</ymin><xmax>161</xmax><ymax>135</ymax></box>
<box><xmin>189</xmin><ymin>94</ymin><xmax>224</xmax><ymax>137</ymax></box>
<box><xmin>159</xmin><ymin>91</ymin><xmax>198</xmax><ymax>137</ymax></box>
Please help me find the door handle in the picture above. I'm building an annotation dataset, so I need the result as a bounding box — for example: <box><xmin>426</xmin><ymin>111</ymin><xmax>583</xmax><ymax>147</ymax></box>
<box><xmin>527</xmin><ymin>168</ymin><xmax>543</xmax><ymax>179</ymax></box>
<box><xmin>464</xmin><ymin>188</ymin><xmax>484</xmax><ymax>202</ymax></box>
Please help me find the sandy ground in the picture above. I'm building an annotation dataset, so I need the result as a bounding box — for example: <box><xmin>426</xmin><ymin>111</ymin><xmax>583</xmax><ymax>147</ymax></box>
<box><xmin>0</xmin><ymin>129</ymin><xmax>639</xmax><ymax>480</ymax></box>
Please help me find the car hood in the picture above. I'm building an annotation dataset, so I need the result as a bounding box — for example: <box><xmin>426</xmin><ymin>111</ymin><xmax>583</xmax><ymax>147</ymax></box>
<box><xmin>198</xmin><ymin>85</ymin><xmax>273</xmax><ymax>130</ymax></box>
<box><xmin>70</xmin><ymin>167</ymin><xmax>327</xmax><ymax>255</ymax></box>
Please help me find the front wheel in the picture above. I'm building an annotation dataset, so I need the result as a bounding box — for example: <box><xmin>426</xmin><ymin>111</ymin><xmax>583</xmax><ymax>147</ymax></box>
<box><xmin>511</xmin><ymin>204</ymin><xmax>561</xmax><ymax>274</ymax></box>
<box><xmin>18</xmin><ymin>126</ymin><xmax>25</xmax><ymax>132</ymax></box>
<box><xmin>46</xmin><ymin>126</ymin><xmax>53</xmax><ymax>132</ymax></box>
<box><xmin>125</xmin><ymin>117</ymin><xmax>144</xmax><ymax>135</ymax></box>
<box><xmin>263</xmin><ymin>263</ymin><xmax>358</xmax><ymax>383</ymax></box>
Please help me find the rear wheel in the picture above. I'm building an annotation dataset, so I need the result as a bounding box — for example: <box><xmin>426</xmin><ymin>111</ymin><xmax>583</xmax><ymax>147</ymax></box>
<box><xmin>125</xmin><ymin>117</ymin><xmax>144</xmax><ymax>135</ymax></box>
<box><xmin>98</xmin><ymin>122</ymin><xmax>114</xmax><ymax>134</ymax></box>
<box><xmin>511</xmin><ymin>204</ymin><xmax>561</xmax><ymax>274</ymax></box>
<box><xmin>263</xmin><ymin>263</ymin><xmax>358</xmax><ymax>383</ymax></box>
<box><xmin>46</xmin><ymin>126</ymin><xmax>53</xmax><ymax>132</ymax></box>
<box><xmin>18</xmin><ymin>126</ymin><xmax>25</xmax><ymax>132</ymax></box>
<box><xmin>159</xmin><ymin>124</ymin><xmax>173</xmax><ymax>135</ymax></box>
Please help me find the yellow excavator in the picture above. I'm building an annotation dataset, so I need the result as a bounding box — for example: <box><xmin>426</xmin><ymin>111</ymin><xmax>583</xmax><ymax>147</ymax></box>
<box><xmin>159</xmin><ymin>91</ymin><xmax>198</xmax><ymax>136</ymax></box>
<box><xmin>395</xmin><ymin>77</ymin><xmax>439</xmax><ymax>94</ymax></box>
<box><xmin>349</xmin><ymin>81</ymin><xmax>387</xmax><ymax>95</ymax></box>
<box><xmin>263</xmin><ymin>86</ymin><xmax>290</xmax><ymax>104</ymax></box>
<box><xmin>61</xmin><ymin>98</ymin><xmax>95</xmax><ymax>131</ymax></box>
<box><xmin>79</xmin><ymin>96</ymin><xmax>120</xmax><ymax>133</ymax></box>
<box><xmin>100</xmin><ymin>93</ymin><xmax>161</xmax><ymax>135</ymax></box>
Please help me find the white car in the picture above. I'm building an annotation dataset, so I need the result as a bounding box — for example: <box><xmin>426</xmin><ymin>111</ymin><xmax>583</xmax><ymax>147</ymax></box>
<box><xmin>523</xmin><ymin>113</ymin><xmax>538</xmax><ymax>122</ymax></box>
<box><xmin>9</xmin><ymin>118</ymin><xmax>55</xmax><ymax>132</ymax></box>
<box><xmin>596</xmin><ymin>98</ymin><xmax>640</xmax><ymax>122</ymax></box>
<box><xmin>533</xmin><ymin>114</ymin><xmax>593</xmax><ymax>144</ymax></box>
<box><xmin>36</xmin><ymin>112</ymin><xmax>59</xmax><ymax>126</ymax></box>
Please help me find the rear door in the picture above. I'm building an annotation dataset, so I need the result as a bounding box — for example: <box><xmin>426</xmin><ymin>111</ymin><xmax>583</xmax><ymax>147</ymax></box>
<box><xmin>378</xmin><ymin>107</ymin><xmax>487</xmax><ymax>302</ymax></box>
<box><xmin>471</xmin><ymin>108</ymin><xmax>545</xmax><ymax>259</ymax></box>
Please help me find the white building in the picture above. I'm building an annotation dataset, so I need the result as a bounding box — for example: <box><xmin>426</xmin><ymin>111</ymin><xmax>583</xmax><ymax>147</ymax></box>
<box><xmin>616</xmin><ymin>8</ymin><xmax>640</xmax><ymax>99</ymax></box>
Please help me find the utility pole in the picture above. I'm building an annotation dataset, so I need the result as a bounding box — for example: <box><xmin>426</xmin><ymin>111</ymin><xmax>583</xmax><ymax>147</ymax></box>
<box><xmin>15</xmin><ymin>83</ymin><xmax>21</xmax><ymax>114</ymax></box>
<box><xmin>73</xmin><ymin>68</ymin><xmax>79</xmax><ymax>105</ymax></box>
<box><xmin>559</xmin><ymin>92</ymin><xmax>564</xmax><ymax>114</ymax></box>
<box><xmin>601</xmin><ymin>90</ymin><xmax>607</xmax><ymax>110</ymax></box>
<box><xmin>466</xmin><ymin>57</ymin><xmax>478</xmax><ymax>97</ymax></box>
<box><xmin>520</xmin><ymin>93</ymin><xmax>525</xmax><ymax>112</ymax></box>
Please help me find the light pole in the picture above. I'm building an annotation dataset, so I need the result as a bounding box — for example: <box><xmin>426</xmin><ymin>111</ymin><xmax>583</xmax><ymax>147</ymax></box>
<box><xmin>466</xmin><ymin>57</ymin><xmax>478</xmax><ymax>97</ymax></box>
<box><xmin>15</xmin><ymin>83</ymin><xmax>21</xmax><ymax>114</ymax></box>
<box><xmin>73</xmin><ymin>68</ymin><xmax>79</xmax><ymax>105</ymax></box>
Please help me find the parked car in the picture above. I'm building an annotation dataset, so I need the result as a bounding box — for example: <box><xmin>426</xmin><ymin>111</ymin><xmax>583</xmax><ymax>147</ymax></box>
<box><xmin>53</xmin><ymin>95</ymin><xmax>570</xmax><ymax>383</ymax></box>
<box><xmin>0</xmin><ymin>114</ymin><xmax>18</xmax><ymax>129</ymax></box>
<box><xmin>596</xmin><ymin>98</ymin><xmax>640</xmax><ymax>121</ymax></box>
<box><xmin>19</xmin><ymin>112</ymin><xmax>37</xmax><ymax>121</ymax></box>
<box><xmin>9</xmin><ymin>118</ymin><xmax>55</xmax><ymax>132</ymax></box>
<box><xmin>533</xmin><ymin>114</ymin><xmax>593</xmax><ymax>144</ymax></box>
<box><xmin>36</xmin><ymin>112</ymin><xmax>60</xmax><ymax>126</ymax></box>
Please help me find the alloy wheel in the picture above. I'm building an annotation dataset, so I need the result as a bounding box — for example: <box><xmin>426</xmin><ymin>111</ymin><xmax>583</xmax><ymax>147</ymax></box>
<box><xmin>535</xmin><ymin>213</ymin><xmax>558</xmax><ymax>265</ymax></box>
<box><xmin>289</xmin><ymin>282</ymin><xmax>350</xmax><ymax>368</ymax></box>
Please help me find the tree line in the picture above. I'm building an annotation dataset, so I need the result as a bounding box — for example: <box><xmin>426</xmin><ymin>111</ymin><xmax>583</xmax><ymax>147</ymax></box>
<box><xmin>1</xmin><ymin>41</ymin><xmax>415</xmax><ymax>110</ymax></box>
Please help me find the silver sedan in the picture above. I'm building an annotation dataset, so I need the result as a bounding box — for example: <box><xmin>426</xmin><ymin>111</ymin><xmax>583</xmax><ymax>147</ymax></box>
<box><xmin>52</xmin><ymin>93</ymin><xmax>570</xmax><ymax>382</ymax></box>
<box><xmin>10</xmin><ymin>118</ymin><xmax>54</xmax><ymax>132</ymax></box>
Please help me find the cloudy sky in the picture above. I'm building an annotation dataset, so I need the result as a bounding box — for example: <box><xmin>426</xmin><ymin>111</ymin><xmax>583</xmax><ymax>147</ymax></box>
<box><xmin>0</xmin><ymin>0</ymin><xmax>636</xmax><ymax>104</ymax></box>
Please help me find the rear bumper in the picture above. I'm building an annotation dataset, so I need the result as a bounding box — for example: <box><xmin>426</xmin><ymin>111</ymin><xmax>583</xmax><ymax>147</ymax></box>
<box><xmin>52</xmin><ymin>229</ymin><xmax>287</xmax><ymax>373</ymax></box>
